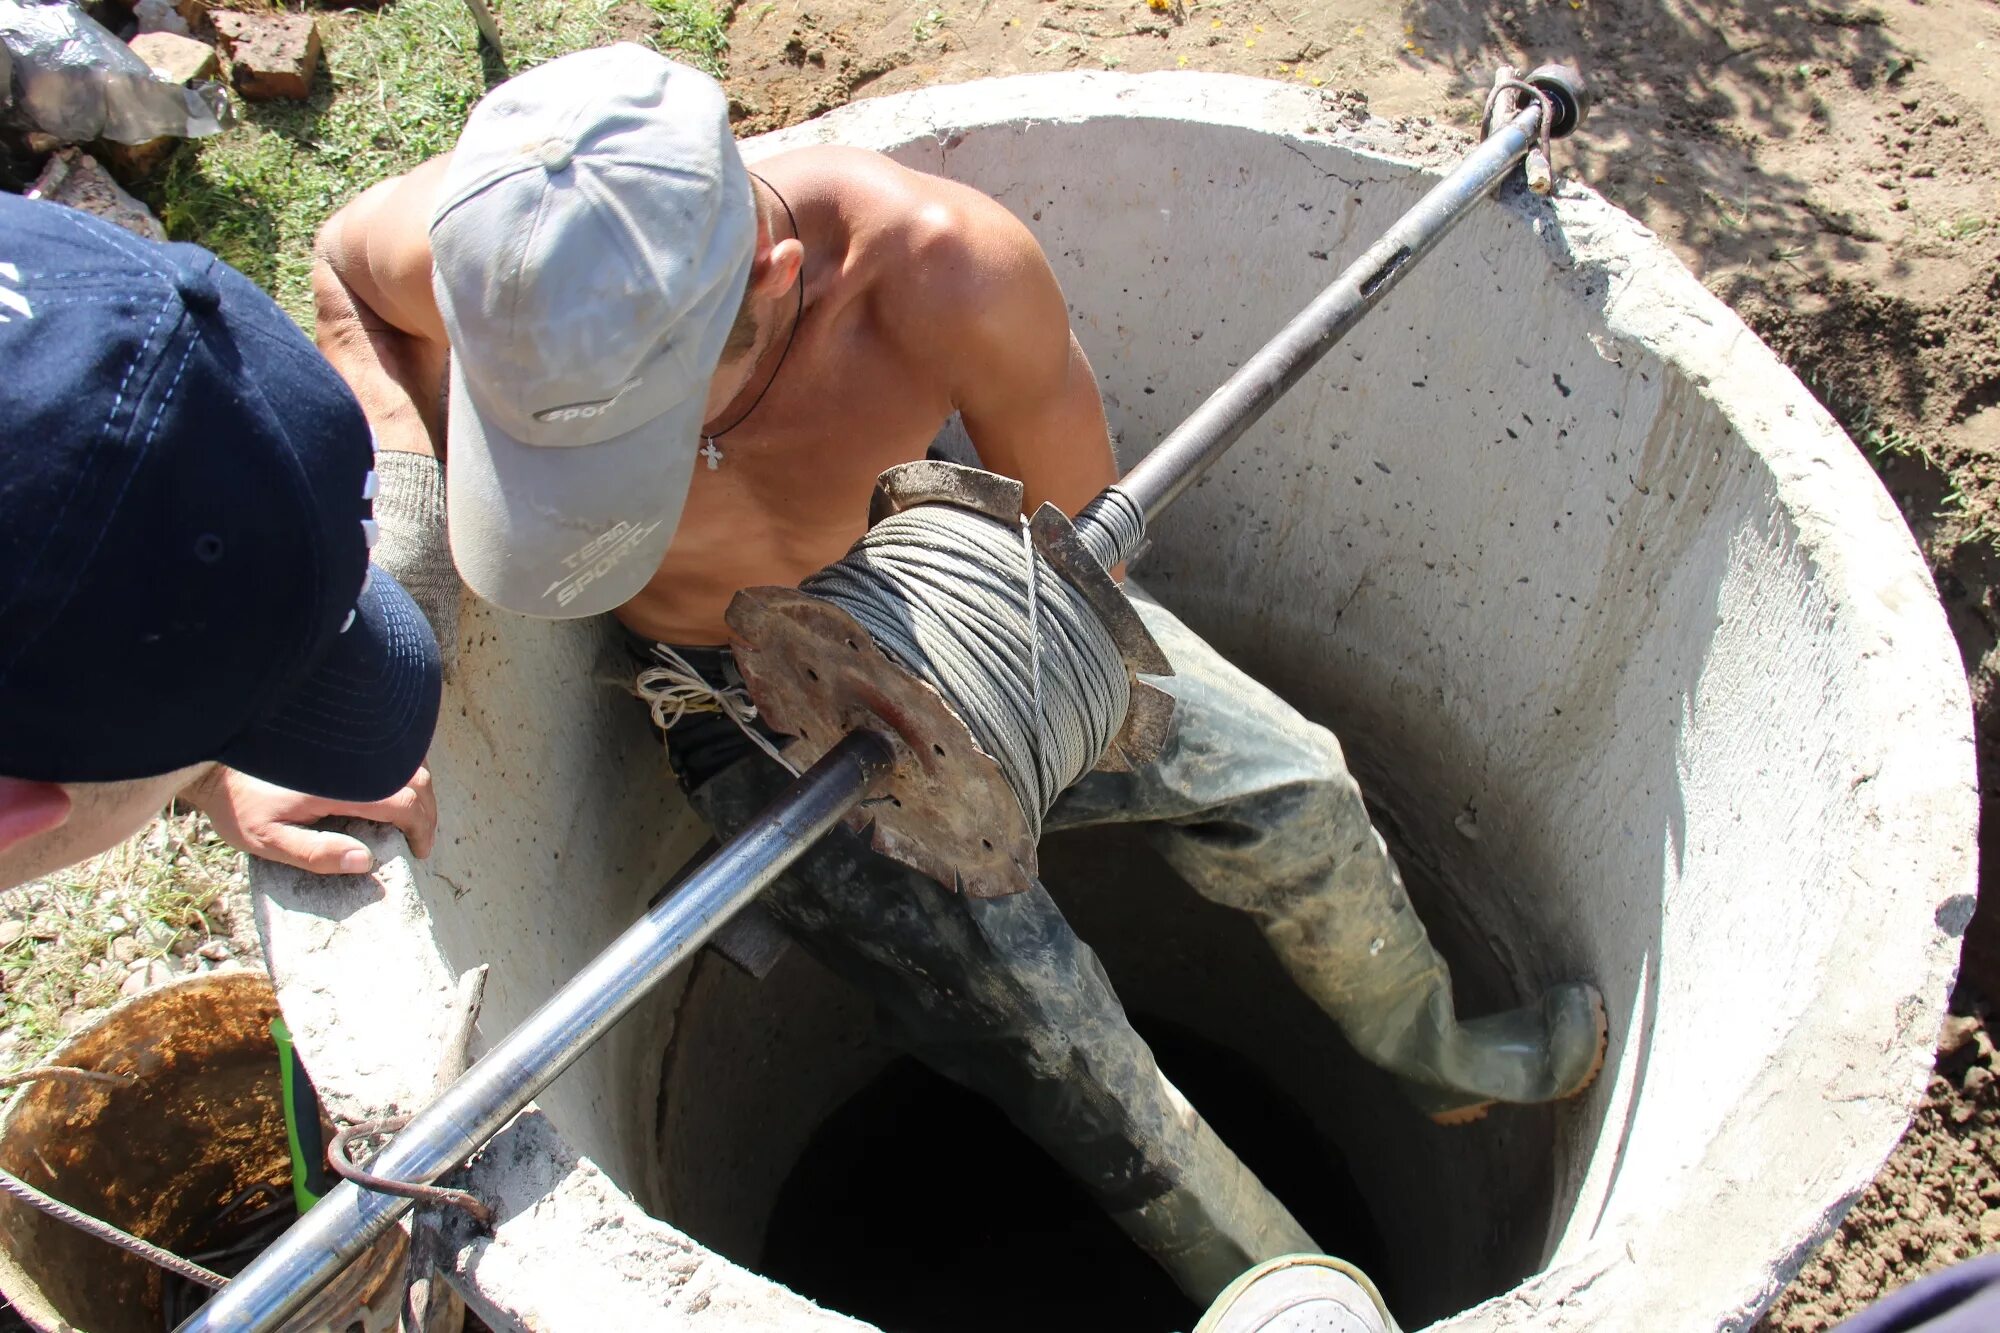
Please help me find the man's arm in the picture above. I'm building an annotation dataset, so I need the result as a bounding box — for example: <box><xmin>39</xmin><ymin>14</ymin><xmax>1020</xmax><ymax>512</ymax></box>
<box><xmin>312</xmin><ymin>157</ymin><xmax>455</xmax><ymax>458</ymax></box>
<box><xmin>316</xmin><ymin>157</ymin><xmax>467</xmax><ymax>668</ymax></box>
<box><xmin>915</xmin><ymin>193</ymin><xmax>1118</xmax><ymax>523</ymax></box>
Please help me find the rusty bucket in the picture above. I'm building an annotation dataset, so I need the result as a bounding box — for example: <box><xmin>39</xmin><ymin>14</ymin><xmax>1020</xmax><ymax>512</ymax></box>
<box><xmin>0</xmin><ymin>971</ymin><xmax>398</xmax><ymax>1332</ymax></box>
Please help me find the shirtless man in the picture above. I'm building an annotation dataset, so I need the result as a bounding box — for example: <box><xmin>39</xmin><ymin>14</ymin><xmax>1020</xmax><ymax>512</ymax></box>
<box><xmin>314</xmin><ymin>45</ymin><xmax>1605</xmax><ymax>1302</ymax></box>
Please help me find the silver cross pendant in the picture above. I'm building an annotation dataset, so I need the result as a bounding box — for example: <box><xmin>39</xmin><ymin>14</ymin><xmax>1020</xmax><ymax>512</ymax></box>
<box><xmin>700</xmin><ymin>439</ymin><xmax>724</xmax><ymax>470</ymax></box>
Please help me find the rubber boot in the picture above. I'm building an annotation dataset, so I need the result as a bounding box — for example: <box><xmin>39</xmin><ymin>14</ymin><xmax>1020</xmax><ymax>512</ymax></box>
<box><xmin>1265</xmin><ymin>849</ymin><xmax>1607</xmax><ymax>1124</ymax></box>
<box><xmin>1194</xmin><ymin>1254</ymin><xmax>1401</xmax><ymax>1333</ymax></box>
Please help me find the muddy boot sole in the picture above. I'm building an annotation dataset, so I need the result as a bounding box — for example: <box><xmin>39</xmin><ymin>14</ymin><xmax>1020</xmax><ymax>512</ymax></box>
<box><xmin>1410</xmin><ymin>984</ymin><xmax>1610</xmax><ymax>1126</ymax></box>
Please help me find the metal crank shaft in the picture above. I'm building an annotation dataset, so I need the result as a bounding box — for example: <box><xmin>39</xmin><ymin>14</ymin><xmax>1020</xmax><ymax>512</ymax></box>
<box><xmin>175</xmin><ymin>732</ymin><xmax>894</xmax><ymax>1333</ymax></box>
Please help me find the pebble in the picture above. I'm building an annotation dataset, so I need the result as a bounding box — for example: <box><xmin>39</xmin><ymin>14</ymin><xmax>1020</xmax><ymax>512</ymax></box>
<box><xmin>136</xmin><ymin>920</ymin><xmax>176</xmax><ymax>951</ymax></box>
<box><xmin>118</xmin><ymin>958</ymin><xmax>177</xmax><ymax>997</ymax></box>
<box><xmin>1938</xmin><ymin>1013</ymin><xmax>1987</xmax><ymax>1056</ymax></box>
<box><xmin>197</xmin><ymin>939</ymin><xmax>232</xmax><ymax>962</ymax></box>
<box><xmin>1964</xmin><ymin>1065</ymin><xmax>1993</xmax><ymax>1092</ymax></box>
<box><xmin>1983</xmin><ymin>1211</ymin><xmax>2000</xmax><ymax>1243</ymax></box>
<box><xmin>0</xmin><ymin>921</ymin><xmax>23</xmax><ymax>949</ymax></box>
<box><xmin>109</xmin><ymin>935</ymin><xmax>142</xmax><ymax>964</ymax></box>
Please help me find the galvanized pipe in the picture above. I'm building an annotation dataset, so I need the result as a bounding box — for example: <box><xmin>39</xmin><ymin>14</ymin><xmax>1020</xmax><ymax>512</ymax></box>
<box><xmin>1075</xmin><ymin>100</ymin><xmax>1551</xmax><ymax>569</ymax></box>
<box><xmin>177</xmin><ymin>731</ymin><xmax>893</xmax><ymax>1332</ymax></box>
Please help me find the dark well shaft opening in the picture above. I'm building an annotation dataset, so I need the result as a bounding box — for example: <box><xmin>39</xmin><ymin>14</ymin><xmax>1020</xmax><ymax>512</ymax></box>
<box><xmin>759</xmin><ymin>1020</ymin><xmax>1382</xmax><ymax>1333</ymax></box>
<box><xmin>658</xmin><ymin>827</ymin><xmax>1556</xmax><ymax>1330</ymax></box>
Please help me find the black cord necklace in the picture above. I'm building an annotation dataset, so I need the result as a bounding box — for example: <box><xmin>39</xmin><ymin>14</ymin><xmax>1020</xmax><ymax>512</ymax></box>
<box><xmin>700</xmin><ymin>172</ymin><xmax>804</xmax><ymax>469</ymax></box>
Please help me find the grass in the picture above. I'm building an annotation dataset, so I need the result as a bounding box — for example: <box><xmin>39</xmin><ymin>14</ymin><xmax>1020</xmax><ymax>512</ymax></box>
<box><xmin>154</xmin><ymin>0</ymin><xmax>732</xmax><ymax>322</ymax></box>
<box><xmin>0</xmin><ymin>813</ymin><xmax>242</xmax><ymax>1074</ymax></box>
<box><xmin>1937</xmin><ymin>214</ymin><xmax>1988</xmax><ymax>242</ymax></box>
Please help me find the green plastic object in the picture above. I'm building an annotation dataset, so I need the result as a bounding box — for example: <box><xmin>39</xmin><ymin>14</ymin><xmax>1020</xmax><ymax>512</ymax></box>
<box><xmin>271</xmin><ymin>1016</ymin><xmax>328</xmax><ymax>1214</ymax></box>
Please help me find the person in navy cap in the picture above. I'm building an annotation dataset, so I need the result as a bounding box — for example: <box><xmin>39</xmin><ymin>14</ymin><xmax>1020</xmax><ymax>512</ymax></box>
<box><xmin>0</xmin><ymin>193</ymin><xmax>443</xmax><ymax>892</ymax></box>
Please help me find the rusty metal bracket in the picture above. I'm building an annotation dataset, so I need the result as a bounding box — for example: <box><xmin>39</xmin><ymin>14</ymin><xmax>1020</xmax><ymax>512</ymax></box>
<box><xmin>728</xmin><ymin>586</ymin><xmax>1040</xmax><ymax>898</ymax></box>
<box><xmin>867</xmin><ymin>459</ymin><xmax>1024</xmax><ymax>527</ymax></box>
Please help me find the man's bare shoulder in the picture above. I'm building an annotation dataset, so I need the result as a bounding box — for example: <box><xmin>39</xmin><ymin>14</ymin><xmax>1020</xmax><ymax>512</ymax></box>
<box><xmin>770</xmin><ymin>147</ymin><xmax>1054</xmax><ymax>354</ymax></box>
<box><xmin>315</xmin><ymin>155</ymin><xmax>454</xmax><ymax>341</ymax></box>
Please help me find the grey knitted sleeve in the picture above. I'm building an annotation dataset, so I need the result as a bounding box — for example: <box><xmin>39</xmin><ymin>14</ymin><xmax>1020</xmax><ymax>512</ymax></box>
<box><xmin>370</xmin><ymin>451</ymin><xmax>462</xmax><ymax>670</ymax></box>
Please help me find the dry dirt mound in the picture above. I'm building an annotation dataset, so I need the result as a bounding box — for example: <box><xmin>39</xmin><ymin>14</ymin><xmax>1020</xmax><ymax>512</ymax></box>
<box><xmin>1754</xmin><ymin>1010</ymin><xmax>2000</xmax><ymax>1331</ymax></box>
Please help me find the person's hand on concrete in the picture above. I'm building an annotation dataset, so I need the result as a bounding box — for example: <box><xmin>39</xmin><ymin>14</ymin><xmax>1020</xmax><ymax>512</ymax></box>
<box><xmin>184</xmin><ymin>765</ymin><xmax>438</xmax><ymax>874</ymax></box>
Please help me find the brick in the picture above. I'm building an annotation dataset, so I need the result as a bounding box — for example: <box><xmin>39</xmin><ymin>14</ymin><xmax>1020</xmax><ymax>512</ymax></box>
<box><xmin>127</xmin><ymin>30</ymin><xmax>222</xmax><ymax>85</ymax></box>
<box><xmin>210</xmin><ymin>11</ymin><xmax>321</xmax><ymax>102</ymax></box>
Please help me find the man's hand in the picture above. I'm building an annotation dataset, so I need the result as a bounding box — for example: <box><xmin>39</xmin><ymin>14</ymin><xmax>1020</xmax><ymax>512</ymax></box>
<box><xmin>183</xmin><ymin>766</ymin><xmax>437</xmax><ymax>875</ymax></box>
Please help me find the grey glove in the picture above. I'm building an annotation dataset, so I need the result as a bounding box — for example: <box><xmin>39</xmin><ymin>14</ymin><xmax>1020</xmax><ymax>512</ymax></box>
<box><xmin>370</xmin><ymin>450</ymin><xmax>461</xmax><ymax>671</ymax></box>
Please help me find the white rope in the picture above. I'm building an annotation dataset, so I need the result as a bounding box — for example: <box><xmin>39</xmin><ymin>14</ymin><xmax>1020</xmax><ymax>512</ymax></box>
<box><xmin>634</xmin><ymin>644</ymin><xmax>801</xmax><ymax>776</ymax></box>
<box><xmin>802</xmin><ymin>505</ymin><xmax>1129</xmax><ymax>840</ymax></box>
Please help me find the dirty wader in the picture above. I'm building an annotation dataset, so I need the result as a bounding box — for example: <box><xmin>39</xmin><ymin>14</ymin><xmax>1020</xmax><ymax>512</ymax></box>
<box><xmin>642</xmin><ymin>585</ymin><xmax>1603</xmax><ymax>1301</ymax></box>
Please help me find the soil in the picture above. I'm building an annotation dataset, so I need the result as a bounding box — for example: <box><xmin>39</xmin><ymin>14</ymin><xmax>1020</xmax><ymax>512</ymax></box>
<box><xmin>708</xmin><ymin>0</ymin><xmax>2000</xmax><ymax>1325</ymax></box>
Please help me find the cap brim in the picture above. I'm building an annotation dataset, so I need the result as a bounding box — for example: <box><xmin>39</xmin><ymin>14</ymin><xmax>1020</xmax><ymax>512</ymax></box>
<box><xmin>445</xmin><ymin>361</ymin><xmax>696</xmax><ymax>620</ymax></box>
<box><xmin>220</xmin><ymin>566</ymin><xmax>442</xmax><ymax>803</ymax></box>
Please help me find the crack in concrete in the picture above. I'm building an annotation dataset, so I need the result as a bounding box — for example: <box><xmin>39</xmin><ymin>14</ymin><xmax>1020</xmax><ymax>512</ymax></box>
<box><xmin>1280</xmin><ymin>138</ymin><xmax>1363</xmax><ymax>190</ymax></box>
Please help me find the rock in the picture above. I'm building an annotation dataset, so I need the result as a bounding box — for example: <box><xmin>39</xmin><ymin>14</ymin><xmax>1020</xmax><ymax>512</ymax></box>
<box><xmin>1965</xmin><ymin>1065</ymin><xmax>1994</xmax><ymax>1092</ymax></box>
<box><xmin>136</xmin><ymin>920</ymin><xmax>177</xmax><ymax>952</ymax></box>
<box><xmin>109</xmin><ymin>935</ymin><xmax>142</xmax><ymax>964</ymax></box>
<box><xmin>1939</xmin><ymin>1012</ymin><xmax>1986</xmax><ymax>1055</ymax></box>
<box><xmin>120</xmin><ymin>958</ymin><xmax>178</xmax><ymax>996</ymax></box>
<box><xmin>211</xmin><ymin>12</ymin><xmax>321</xmax><ymax>101</ymax></box>
<box><xmin>134</xmin><ymin>0</ymin><xmax>190</xmax><ymax>36</ymax></box>
<box><xmin>173</xmin><ymin>0</ymin><xmax>211</xmax><ymax>30</ymax></box>
<box><xmin>128</xmin><ymin>30</ymin><xmax>221</xmax><ymax>84</ymax></box>
<box><xmin>26</xmin><ymin>150</ymin><xmax>167</xmax><ymax>241</ymax></box>
<box><xmin>0</xmin><ymin>921</ymin><xmax>23</xmax><ymax>950</ymax></box>
<box><xmin>197</xmin><ymin>939</ymin><xmax>232</xmax><ymax>961</ymax></box>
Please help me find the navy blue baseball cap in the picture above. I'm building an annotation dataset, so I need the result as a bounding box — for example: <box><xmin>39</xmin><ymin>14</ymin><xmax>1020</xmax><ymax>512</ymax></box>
<box><xmin>0</xmin><ymin>194</ymin><xmax>441</xmax><ymax>802</ymax></box>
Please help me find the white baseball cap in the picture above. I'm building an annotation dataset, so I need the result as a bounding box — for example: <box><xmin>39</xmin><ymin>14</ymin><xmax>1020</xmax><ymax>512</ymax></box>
<box><xmin>429</xmin><ymin>45</ymin><xmax>757</xmax><ymax>618</ymax></box>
